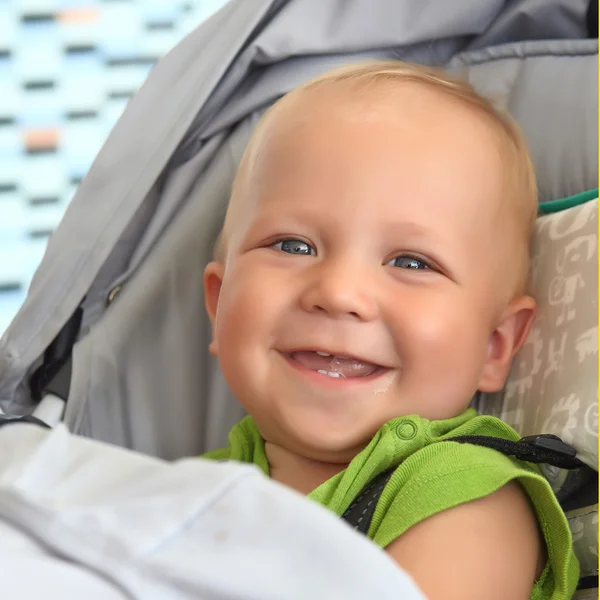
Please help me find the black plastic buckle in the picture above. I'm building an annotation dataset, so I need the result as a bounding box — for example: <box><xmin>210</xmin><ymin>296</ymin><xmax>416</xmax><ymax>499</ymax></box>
<box><xmin>0</xmin><ymin>414</ymin><xmax>51</xmax><ymax>429</ymax></box>
<box><xmin>520</xmin><ymin>434</ymin><xmax>577</xmax><ymax>458</ymax></box>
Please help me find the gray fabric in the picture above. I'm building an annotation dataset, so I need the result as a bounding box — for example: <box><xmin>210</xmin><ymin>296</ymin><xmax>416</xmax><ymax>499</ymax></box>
<box><xmin>467</xmin><ymin>0</ymin><xmax>591</xmax><ymax>49</ymax></box>
<box><xmin>449</xmin><ymin>39</ymin><xmax>598</xmax><ymax>203</ymax></box>
<box><xmin>0</xmin><ymin>0</ymin><xmax>596</xmax><ymax>459</ymax></box>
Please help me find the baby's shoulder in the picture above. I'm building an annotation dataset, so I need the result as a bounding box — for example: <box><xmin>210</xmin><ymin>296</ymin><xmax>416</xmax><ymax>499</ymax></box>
<box><xmin>384</xmin><ymin>480</ymin><xmax>545</xmax><ymax>600</ymax></box>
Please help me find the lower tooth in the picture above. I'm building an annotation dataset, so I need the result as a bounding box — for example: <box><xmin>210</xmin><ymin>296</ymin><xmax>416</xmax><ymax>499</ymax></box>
<box><xmin>316</xmin><ymin>370</ymin><xmax>342</xmax><ymax>378</ymax></box>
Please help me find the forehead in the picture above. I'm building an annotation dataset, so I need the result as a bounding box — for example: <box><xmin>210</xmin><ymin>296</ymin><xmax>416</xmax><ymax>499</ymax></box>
<box><xmin>241</xmin><ymin>83</ymin><xmax>505</xmax><ymax>230</ymax></box>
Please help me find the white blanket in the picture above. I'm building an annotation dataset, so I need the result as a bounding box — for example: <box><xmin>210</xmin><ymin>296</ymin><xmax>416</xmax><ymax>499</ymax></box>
<box><xmin>0</xmin><ymin>423</ymin><xmax>425</xmax><ymax>600</ymax></box>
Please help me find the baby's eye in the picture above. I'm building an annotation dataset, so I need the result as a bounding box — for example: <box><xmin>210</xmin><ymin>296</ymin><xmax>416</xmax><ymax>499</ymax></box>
<box><xmin>272</xmin><ymin>239</ymin><xmax>316</xmax><ymax>256</ymax></box>
<box><xmin>387</xmin><ymin>255</ymin><xmax>430</xmax><ymax>270</ymax></box>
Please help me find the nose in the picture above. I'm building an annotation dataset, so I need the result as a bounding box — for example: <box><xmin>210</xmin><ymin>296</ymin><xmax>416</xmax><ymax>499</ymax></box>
<box><xmin>300</xmin><ymin>258</ymin><xmax>379</xmax><ymax>321</ymax></box>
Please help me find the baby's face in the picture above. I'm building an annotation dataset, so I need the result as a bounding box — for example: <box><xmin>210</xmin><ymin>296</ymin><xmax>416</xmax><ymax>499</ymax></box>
<box><xmin>205</xmin><ymin>84</ymin><xmax>529</xmax><ymax>462</ymax></box>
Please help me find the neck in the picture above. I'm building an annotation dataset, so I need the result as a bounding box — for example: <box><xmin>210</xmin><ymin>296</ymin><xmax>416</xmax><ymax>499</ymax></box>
<box><xmin>265</xmin><ymin>442</ymin><xmax>349</xmax><ymax>495</ymax></box>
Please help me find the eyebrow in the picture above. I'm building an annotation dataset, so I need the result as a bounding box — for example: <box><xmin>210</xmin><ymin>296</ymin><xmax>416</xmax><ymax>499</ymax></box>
<box><xmin>380</xmin><ymin>220</ymin><xmax>434</xmax><ymax>240</ymax></box>
<box><xmin>252</xmin><ymin>206</ymin><xmax>438</xmax><ymax>242</ymax></box>
<box><xmin>249</xmin><ymin>206</ymin><xmax>321</xmax><ymax>230</ymax></box>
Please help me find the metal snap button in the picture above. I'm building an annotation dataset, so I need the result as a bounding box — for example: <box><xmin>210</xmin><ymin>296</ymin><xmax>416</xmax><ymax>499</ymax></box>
<box><xmin>106</xmin><ymin>285</ymin><xmax>121</xmax><ymax>306</ymax></box>
<box><xmin>395</xmin><ymin>420</ymin><xmax>418</xmax><ymax>440</ymax></box>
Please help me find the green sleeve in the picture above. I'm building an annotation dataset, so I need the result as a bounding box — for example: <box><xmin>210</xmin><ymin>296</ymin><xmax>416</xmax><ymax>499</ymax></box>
<box><xmin>201</xmin><ymin>447</ymin><xmax>230</xmax><ymax>461</ymax></box>
<box><xmin>198</xmin><ymin>417</ymin><xmax>270</xmax><ymax>476</ymax></box>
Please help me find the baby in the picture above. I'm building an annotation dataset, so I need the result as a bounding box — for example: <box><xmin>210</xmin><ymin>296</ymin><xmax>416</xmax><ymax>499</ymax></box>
<box><xmin>202</xmin><ymin>61</ymin><xmax>578</xmax><ymax>599</ymax></box>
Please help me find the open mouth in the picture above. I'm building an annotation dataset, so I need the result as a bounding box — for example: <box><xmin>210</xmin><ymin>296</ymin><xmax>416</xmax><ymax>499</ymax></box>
<box><xmin>284</xmin><ymin>350</ymin><xmax>385</xmax><ymax>380</ymax></box>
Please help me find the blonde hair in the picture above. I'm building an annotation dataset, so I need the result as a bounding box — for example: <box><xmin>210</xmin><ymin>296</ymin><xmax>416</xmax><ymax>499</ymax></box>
<box><xmin>219</xmin><ymin>61</ymin><xmax>538</xmax><ymax>294</ymax></box>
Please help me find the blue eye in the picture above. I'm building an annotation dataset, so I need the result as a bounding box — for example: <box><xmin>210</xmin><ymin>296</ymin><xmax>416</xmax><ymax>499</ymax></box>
<box><xmin>388</xmin><ymin>255</ymin><xmax>430</xmax><ymax>270</ymax></box>
<box><xmin>273</xmin><ymin>239</ymin><xmax>316</xmax><ymax>256</ymax></box>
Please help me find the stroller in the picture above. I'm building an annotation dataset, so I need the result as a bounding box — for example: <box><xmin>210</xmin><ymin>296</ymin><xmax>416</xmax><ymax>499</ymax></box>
<box><xmin>0</xmin><ymin>0</ymin><xmax>597</xmax><ymax>597</ymax></box>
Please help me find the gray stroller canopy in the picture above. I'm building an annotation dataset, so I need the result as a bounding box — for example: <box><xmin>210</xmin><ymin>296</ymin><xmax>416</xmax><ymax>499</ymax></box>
<box><xmin>0</xmin><ymin>0</ymin><xmax>597</xmax><ymax>459</ymax></box>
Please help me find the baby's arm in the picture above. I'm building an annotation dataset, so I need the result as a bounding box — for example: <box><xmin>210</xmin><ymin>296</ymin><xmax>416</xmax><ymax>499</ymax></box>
<box><xmin>385</xmin><ymin>482</ymin><xmax>543</xmax><ymax>600</ymax></box>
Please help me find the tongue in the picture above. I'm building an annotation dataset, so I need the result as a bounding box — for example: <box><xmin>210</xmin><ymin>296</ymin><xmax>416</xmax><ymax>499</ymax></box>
<box><xmin>291</xmin><ymin>351</ymin><xmax>378</xmax><ymax>377</ymax></box>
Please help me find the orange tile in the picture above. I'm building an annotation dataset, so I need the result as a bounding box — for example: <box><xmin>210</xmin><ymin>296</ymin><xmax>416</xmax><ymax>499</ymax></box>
<box><xmin>22</xmin><ymin>128</ymin><xmax>60</xmax><ymax>150</ymax></box>
<box><xmin>57</xmin><ymin>7</ymin><xmax>100</xmax><ymax>23</ymax></box>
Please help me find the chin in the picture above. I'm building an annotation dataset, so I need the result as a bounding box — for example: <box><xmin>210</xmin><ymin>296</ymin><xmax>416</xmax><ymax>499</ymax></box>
<box><xmin>288</xmin><ymin>423</ymin><xmax>375</xmax><ymax>463</ymax></box>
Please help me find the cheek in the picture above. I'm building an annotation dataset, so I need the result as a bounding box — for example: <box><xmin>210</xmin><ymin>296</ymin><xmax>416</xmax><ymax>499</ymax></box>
<box><xmin>213</xmin><ymin>266</ymin><xmax>271</xmax><ymax>402</ymax></box>
<box><xmin>214</xmin><ymin>260</ymin><xmax>293</xmax><ymax>352</ymax></box>
<box><xmin>391</xmin><ymin>294</ymin><xmax>490</xmax><ymax>374</ymax></box>
<box><xmin>389</xmin><ymin>295</ymin><xmax>492</xmax><ymax>418</ymax></box>
<box><xmin>217</xmin><ymin>271</ymin><xmax>266</xmax><ymax>343</ymax></box>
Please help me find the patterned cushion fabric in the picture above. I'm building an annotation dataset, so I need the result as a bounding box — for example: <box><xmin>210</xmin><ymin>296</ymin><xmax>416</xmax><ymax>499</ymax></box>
<box><xmin>567</xmin><ymin>501</ymin><xmax>598</xmax><ymax>583</ymax></box>
<box><xmin>478</xmin><ymin>193</ymin><xmax>597</xmax><ymax>467</ymax></box>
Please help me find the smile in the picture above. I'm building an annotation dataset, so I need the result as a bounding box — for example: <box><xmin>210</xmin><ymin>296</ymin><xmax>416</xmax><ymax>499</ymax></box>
<box><xmin>280</xmin><ymin>350</ymin><xmax>389</xmax><ymax>385</ymax></box>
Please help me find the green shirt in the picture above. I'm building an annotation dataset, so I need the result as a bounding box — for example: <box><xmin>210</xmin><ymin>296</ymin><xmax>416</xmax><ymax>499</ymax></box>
<box><xmin>203</xmin><ymin>408</ymin><xmax>579</xmax><ymax>600</ymax></box>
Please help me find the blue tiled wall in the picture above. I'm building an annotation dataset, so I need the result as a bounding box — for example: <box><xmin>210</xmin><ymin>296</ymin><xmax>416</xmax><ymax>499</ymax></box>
<box><xmin>0</xmin><ymin>0</ymin><xmax>229</xmax><ymax>333</ymax></box>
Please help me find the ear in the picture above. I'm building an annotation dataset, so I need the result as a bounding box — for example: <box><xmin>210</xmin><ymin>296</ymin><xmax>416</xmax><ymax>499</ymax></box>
<box><xmin>203</xmin><ymin>261</ymin><xmax>225</xmax><ymax>357</ymax></box>
<box><xmin>478</xmin><ymin>295</ymin><xmax>537</xmax><ymax>393</ymax></box>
